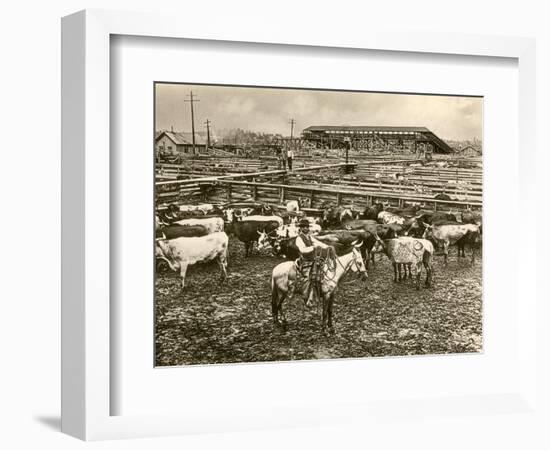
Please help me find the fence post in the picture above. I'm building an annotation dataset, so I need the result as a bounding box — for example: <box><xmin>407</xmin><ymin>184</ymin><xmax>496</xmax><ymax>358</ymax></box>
<box><xmin>199</xmin><ymin>183</ymin><xmax>208</xmax><ymax>202</ymax></box>
<box><xmin>279</xmin><ymin>187</ymin><xmax>285</xmax><ymax>204</ymax></box>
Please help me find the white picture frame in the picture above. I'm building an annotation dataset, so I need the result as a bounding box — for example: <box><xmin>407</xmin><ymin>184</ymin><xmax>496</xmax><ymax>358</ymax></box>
<box><xmin>61</xmin><ymin>9</ymin><xmax>539</xmax><ymax>441</ymax></box>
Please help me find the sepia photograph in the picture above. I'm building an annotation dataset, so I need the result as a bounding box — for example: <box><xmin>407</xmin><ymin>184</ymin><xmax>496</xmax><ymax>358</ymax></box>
<box><xmin>154</xmin><ymin>83</ymin><xmax>483</xmax><ymax>367</ymax></box>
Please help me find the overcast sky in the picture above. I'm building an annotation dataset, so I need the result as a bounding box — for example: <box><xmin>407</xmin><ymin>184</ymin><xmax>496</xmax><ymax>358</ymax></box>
<box><xmin>155</xmin><ymin>83</ymin><xmax>482</xmax><ymax>141</ymax></box>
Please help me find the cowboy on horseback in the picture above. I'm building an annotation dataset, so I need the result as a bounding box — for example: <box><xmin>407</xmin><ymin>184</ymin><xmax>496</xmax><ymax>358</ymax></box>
<box><xmin>286</xmin><ymin>218</ymin><xmax>329</xmax><ymax>306</ymax></box>
<box><xmin>271</xmin><ymin>224</ymin><xmax>368</xmax><ymax>333</ymax></box>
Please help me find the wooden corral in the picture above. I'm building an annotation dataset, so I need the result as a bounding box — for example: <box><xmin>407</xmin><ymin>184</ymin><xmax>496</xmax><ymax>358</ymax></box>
<box><xmin>156</xmin><ymin>162</ymin><xmax>356</xmax><ymax>208</ymax></box>
<box><xmin>156</xmin><ymin>158</ymin><xmax>277</xmax><ymax>180</ymax></box>
<box><xmin>155</xmin><ymin>157</ymin><xmax>482</xmax><ymax>215</ymax></box>
<box><xmin>207</xmin><ymin>179</ymin><xmax>482</xmax><ymax>212</ymax></box>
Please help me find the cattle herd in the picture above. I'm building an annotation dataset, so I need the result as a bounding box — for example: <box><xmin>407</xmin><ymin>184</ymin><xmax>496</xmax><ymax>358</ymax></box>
<box><xmin>155</xmin><ymin>198</ymin><xmax>482</xmax><ymax>332</ymax></box>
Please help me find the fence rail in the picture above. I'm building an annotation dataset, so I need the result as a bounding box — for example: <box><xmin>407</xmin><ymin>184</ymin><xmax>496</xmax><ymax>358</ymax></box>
<box><xmin>155</xmin><ymin>163</ymin><xmax>356</xmax><ymax>208</ymax></box>
<box><xmin>207</xmin><ymin>179</ymin><xmax>482</xmax><ymax>211</ymax></box>
<box><xmin>155</xmin><ymin>159</ymin><xmax>482</xmax><ymax>211</ymax></box>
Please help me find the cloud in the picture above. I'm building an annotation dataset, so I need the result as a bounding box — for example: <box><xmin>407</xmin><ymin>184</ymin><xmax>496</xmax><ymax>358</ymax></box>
<box><xmin>155</xmin><ymin>83</ymin><xmax>482</xmax><ymax>141</ymax></box>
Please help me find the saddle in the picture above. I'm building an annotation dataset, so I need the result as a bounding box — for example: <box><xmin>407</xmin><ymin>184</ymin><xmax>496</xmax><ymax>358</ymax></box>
<box><xmin>294</xmin><ymin>247</ymin><xmax>337</xmax><ymax>302</ymax></box>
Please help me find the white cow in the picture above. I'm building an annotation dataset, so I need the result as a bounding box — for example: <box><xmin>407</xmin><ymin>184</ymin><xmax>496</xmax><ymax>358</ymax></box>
<box><xmin>173</xmin><ymin>216</ymin><xmax>224</xmax><ymax>234</ymax></box>
<box><xmin>275</xmin><ymin>223</ymin><xmax>299</xmax><ymax>238</ymax></box>
<box><xmin>286</xmin><ymin>200</ymin><xmax>300</xmax><ymax>212</ymax></box>
<box><xmin>230</xmin><ymin>207</ymin><xmax>254</xmax><ymax>220</ymax></box>
<box><xmin>309</xmin><ymin>223</ymin><xmax>322</xmax><ymax>235</ymax></box>
<box><xmin>257</xmin><ymin>221</ymin><xmax>322</xmax><ymax>252</ymax></box>
<box><xmin>223</xmin><ymin>208</ymin><xmax>234</xmax><ymax>223</ymax></box>
<box><xmin>156</xmin><ymin>231</ymin><xmax>228</xmax><ymax>289</ymax></box>
<box><xmin>422</xmin><ymin>222</ymin><xmax>481</xmax><ymax>264</ymax></box>
<box><xmin>378</xmin><ymin>211</ymin><xmax>406</xmax><ymax>225</ymax></box>
<box><xmin>307</xmin><ymin>216</ymin><xmax>322</xmax><ymax>226</ymax></box>
<box><xmin>178</xmin><ymin>203</ymin><xmax>215</xmax><ymax>215</ymax></box>
<box><xmin>242</xmin><ymin>215</ymin><xmax>284</xmax><ymax>227</ymax></box>
<box><xmin>278</xmin><ymin>222</ymin><xmax>321</xmax><ymax>238</ymax></box>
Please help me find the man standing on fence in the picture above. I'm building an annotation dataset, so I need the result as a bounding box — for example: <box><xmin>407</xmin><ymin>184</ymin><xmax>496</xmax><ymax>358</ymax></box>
<box><xmin>280</xmin><ymin>147</ymin><xmax>287</xmax><ymax>169</ymax></box>
<box><xmin>287</xmin><ymin>147</ymin><xmax>294</xmax><ymax>170</ymax></box>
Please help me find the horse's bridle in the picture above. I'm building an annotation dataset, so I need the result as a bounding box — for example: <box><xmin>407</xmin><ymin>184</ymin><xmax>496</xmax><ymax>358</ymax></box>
<box><xmin>332</xmin><ymin>247</ymin><xmax>367</xmax><ymax>278</ymax></box>
<box><xmin>349</xmin><ymin>248</ymin><xmax>368</xmax><ymax>276</ymax></box>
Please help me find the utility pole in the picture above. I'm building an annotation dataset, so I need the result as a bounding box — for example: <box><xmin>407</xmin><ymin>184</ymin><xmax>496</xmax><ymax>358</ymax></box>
<box><xmin>184</xmin><ymin>91</ymin><xmax>199</xmax><ymax>154</ymax></box>
<box><xmin>288</xmin><ymin>118</ymin><xmax>295</xmax><ymax>140</ymax></box>
<box><xmin>204</xmin><ymin>119</ymin><xmax>211</xmax><ymax>150</ymax></box>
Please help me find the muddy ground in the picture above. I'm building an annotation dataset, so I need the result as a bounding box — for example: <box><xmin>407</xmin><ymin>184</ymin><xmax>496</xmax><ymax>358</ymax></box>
<box><xmin>155</xmin><ymin>239</ymin><xmax>482</xmax><ymax>366</ymax></box>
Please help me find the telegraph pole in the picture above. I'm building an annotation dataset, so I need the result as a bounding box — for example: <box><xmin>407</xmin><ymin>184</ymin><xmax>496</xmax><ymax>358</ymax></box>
<box><xmin>184</xmin><ymin>91</ymin><xmax>199</xmax><ymax>154</ymax></box>
<box><xmin>204</xmin><ymin>119</ymin><xmax>211</xmax><ymax>150</ymax></box>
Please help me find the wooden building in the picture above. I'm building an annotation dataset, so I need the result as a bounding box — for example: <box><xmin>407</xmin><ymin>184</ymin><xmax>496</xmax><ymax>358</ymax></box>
<box><xmin>156</xmin><ymin>131</ymin><xmax>207</xmax><ymax>156</ymax></box>
<box><xmin>458</xmin><ymin>145</ymin><xmax>482</xmax><ymax>157</ymax></box>
<box><xmin>301</xmin><ymin>125</ymin><xmax>454</xmax><ymax>154</ymax></box>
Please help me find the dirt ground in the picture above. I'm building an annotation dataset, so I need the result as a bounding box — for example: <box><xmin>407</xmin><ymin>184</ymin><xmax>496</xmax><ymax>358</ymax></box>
<box><xmin>155</xmin><ymin>238</ymin><xmax>482</xmax><ymax>366</ymax></box>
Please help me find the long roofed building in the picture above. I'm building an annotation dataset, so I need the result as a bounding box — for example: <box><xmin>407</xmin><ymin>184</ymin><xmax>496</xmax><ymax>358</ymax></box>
<box><xmin>301</xmin><ymin>125</ymin><xmax>454</xmax><ymax>154</ymax></box>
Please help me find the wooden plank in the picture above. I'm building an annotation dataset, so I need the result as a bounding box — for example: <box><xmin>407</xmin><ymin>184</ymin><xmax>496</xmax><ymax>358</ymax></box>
<box><xmin>215</xmin><ymin>179</ymin><xmax>482</xmax><ymax>208</ymax></box>
<box><xmin>155</xmin><ymin>163</ymin><xmax>356</xmax><ymax>187</ymax></box>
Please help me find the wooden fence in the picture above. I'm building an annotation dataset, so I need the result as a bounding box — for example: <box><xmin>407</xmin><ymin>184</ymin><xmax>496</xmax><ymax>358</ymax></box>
<box><xmin>155</xmin><ymin>163</ymin><xmax>355</xmax><ymax>208</ymax></box>
<box><xmin>206</xmin><ymin>179</ymin><xmax>482</xmax><ymax>212</ymax></box>
<box><xmin>291</xmin><ymin>173</ymin><xmax>481</xmax><ymax>202</ymax></box>
<box><xmin>155</xmin><ymin>158</ymin><xmax>482</xmax><ymax>211</ymax></box>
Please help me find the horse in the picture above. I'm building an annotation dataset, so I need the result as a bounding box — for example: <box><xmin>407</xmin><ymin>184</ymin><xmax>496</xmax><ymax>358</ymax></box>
<box><xmin>270</xmin><ymin>242</ymin><xmax>368</xmax><ymax>335</ymax></box>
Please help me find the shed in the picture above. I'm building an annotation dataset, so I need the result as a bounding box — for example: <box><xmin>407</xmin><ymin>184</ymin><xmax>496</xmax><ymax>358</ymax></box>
<box><xmin>156</xmin><ymin>131</ymin><xmax>207</xmax><ymax>156</ymax></box>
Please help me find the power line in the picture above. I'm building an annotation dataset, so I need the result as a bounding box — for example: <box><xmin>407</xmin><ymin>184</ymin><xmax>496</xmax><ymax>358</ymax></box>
<box><xmin>204</xmin><ymin>119</ymin><xmax>211</xmax><ymax>150</ymax></box>
<box><xmin>288</xmin><ymin>118</ymin><xmax>295</xmax><ymax>140</ymax></box>
<box><xmin>184</xmin><ymin>91</ymin><xmax>200</xmax><ymax>154</ymax></box>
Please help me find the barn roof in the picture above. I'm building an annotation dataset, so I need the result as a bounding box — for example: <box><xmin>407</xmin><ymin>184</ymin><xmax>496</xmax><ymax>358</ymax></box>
<box><xmin>302</xmin><ymin>125</ymin><xmax>430</xmax><ymax>133</ymax></box>
<box><xmin>156</xmin><ymin>131</ymin><xmax>206</xmax><ymax>145</ymax></box>
<box><xmin>302</xmin><ymin>125</ymin><xmax>454</xmax><ymax>153</ymax></box>
<box><xmin>458</xmin><ymin>145</ymin><xmax>482</xmax><ymax>155</ymax></box>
